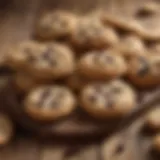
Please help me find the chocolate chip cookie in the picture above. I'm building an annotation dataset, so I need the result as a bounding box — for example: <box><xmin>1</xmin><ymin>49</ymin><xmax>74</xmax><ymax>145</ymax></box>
<box><xmin>127</xmin><ymin>55</ymin><xmax>160</xmax><ymax>87</ymax></box>
<box><xmin>35</xmin><ymin>10</ymin><xmax>77</xmax><ymax>40</ymax></box>
<box><xmin>117</xmin><ymin>34</ymin><xmax>146</xmax><ymax>57</ymax></box>
<box><xmin>6</xmin><ymin>41</ymin><xmax>75</xmax><ymax>80</ymax></box>
<box><xmin>70</xmin><ymin>18</ymin><xmax>118</xmax><ymax>49</ymax></box>
<box><xmin>5</xmin><ymin>40</ymin><xmax>41</xmax><ymax>70</ymax></box>
<box><xmin>24</xmin><ymin>85</ymin><xmax>76</xmax><ymax>121</ymax></box>
<box><xmin>80</xmin><ymin>80</ymin><xmax>137</xmax><ymax>119</ymax></box>
<box><xmin>77</xmin><ymin>50</ymin><xmax>127</xmax><ymax>80</ymax></box>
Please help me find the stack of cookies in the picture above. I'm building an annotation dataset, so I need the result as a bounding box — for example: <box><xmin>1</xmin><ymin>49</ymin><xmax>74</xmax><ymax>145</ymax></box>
<box><xmin>3</xmin><ymin>9</ymin><xmax>160</xmax><ymax>122</ymax></box>
<box><xmin>0</xmin><ymin>6</ymin><xmax>159</xmax><ymax>144</ymax></box>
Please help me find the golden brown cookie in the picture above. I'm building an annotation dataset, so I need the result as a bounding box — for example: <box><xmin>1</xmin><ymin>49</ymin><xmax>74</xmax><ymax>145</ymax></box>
<box><xmin>6</xmin><ymin>41</ymin><xmax>75</xmax><ymax>80</ymax></box>
<box><xmin>35</xmin><ymin>10</ymin><xmax>77</xmax><ymax>40</ymax></box>
<box><xmin>80</xmin><ymin>80</ymin><xmax>137</xmax><ymax>119</ymax></box>
<box><xmin>117</xmin><ymin>34</ymin><xmax>146</xmax><ymax>58</ymax></box>
<box><xmin>24</xmin><ymin>85</ymin><xmax>76</xmax><ymax>121</ymax></box>
<box><xmin>77</xmin><ymin>50</ymin><xmax>127</xmax><ymax>80</ymax></box>
<box><xmin>70</xmin><ymin>18</ymin><xmax>118</xmax><ymax>49</ymax></box>
<box><xmin>127</xmin><ymin>55</ymin><xmax>160</xmax><ymax>87</ymax></box>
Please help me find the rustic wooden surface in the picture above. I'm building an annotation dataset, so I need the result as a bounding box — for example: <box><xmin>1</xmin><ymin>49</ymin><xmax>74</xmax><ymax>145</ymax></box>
<box><xmin>0</xmin><ymin>0</ymin><xmax>159</xmax><ymax>159</ymax></box>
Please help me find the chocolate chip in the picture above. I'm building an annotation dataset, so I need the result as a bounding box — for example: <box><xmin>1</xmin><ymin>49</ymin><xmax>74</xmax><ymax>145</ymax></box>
<box><xmin>50</xmin><ymin>100</ymin><xmax>60</xmax><ymax>108</ymax></box>
<box><xmin>103</xmin><ymin>55</ymin><xmax>114</xmax><ymax>63</ymax></box>
<box><xmin>93</xmin><ymin>84</ymin><xmax>103</xmax><ymax>92</ymax></box>
<box><xmin>105</xmin><ymin>92</ymin><xmax>114</xmax><ymax>108</ymax></box>
<box><xmin>137</xmin><ymin>57</ymin><xmax>150</xmax><ymax>76</ymax></box>
<box><xmin>42</xmin><ymin>48</ymin><xmax>57</xmax><ymax>66</ymax></box>
<box><xmin>135</xmin><ymin>8</ymin><xmax>154</xmax><ymax>19</ymax></box>
<box><xmin>37</xmin><ymin>89</ymin><xmax>51</xmax><ymax>107</ymax></box>
<box><xmin>107</xmin><ymin>97</ymin><xmax>114</xmax><ymax>108</ymax></box>
<box><xmin>24</xmin><ymin>48</ymin><xmax>36</xmax><ymax>62</ymax></box>
<box><xmin>112</xmin><ymin>87</ymin><xmax>122</xmax><ymax>94</ymax></box>
<box><xmin>88</xmin><ymin>94</ymin><xmax>97</xmax><ymax>102</ymax></box>
<box><xmin>114</xmin><ymin>143</ymin><xmax>125</xmax><ymax>155</ymax></box>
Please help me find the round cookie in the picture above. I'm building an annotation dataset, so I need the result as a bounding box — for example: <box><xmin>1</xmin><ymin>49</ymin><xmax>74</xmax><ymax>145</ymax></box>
<box><xmin>35</xmin><ymin>10</ymin><xmax>77</xmax><ymax>40</ymax></box>
<box><xmin>127</xmin><ymin>55</ymin><xmax>160</xmax><ymax>87</ymax></box>
<box><xmin>5</xmin><ymin>40</ymin><xmax>42</xmax><ymax>70</ymax></box>
<box><xmin>145</xmin><ymin>106</ymin><xmax>160</xmax><ymax>130</ymax></box>
<box><xmin>80</xmin><ymin>80</ymin><xmax>137</xmax><ymax>119</ymax></box>
<box><xmin>6</xmin><ymin>42</ymin><xmax>75</xmax><ymax>80</ymax></box>
<box><xmin>135</xmin><ymin>2</ymin><xmax>160</xmax><ymax>18</ymax></box>
<box><xmin>152</xmin><ymin>134</ymin><xmax>160</xmax><ymax>152</ymax></box>
<box><xmin>0</xmin><ymin>114</ymin><xmax>14</xmax><ymax>145</ymax></box>
<box><xmin>117</xmin><ymin>34</ymin><xmax>146</xmax><ymax>58</ymax></box>
<box><xmin>77</xmin><ymin>50</ymin><xmax>127</xmax><ymax>80</ymax></box>
<box><xmin>100</xmin><ymin>12</ymin><xmax>142</xmax><ymax>33</ymax></box>
<box><xmin>133</xmin><ymin>2</ymin><xmax>160</xmax><ymax>40</ymax></box>
<box><xmin>24</xmin><ymin>85</ymin><xmax>76</xmax><ymax>121</ymax></box>
<box><xmin>70</xmin><ymin>18</ymin><xmax>118</xmax><ymax>49</ymax></box>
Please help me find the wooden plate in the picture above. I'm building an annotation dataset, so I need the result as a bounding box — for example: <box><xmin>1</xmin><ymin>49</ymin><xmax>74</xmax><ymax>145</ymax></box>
<box><xmin>0</xmin><ymin>0</ymin><xmax>159</xmax><ymax>138</ymax></box>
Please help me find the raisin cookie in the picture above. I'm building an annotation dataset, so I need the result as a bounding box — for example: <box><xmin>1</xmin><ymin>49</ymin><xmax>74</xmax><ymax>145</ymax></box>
<box><xmin>0</xmin><ymin>114</ymin><xmax>14</xmax><ymax>145</ymax></box>
<box><xmin>80</xmin><ymin>80</ymin><xmax>137</xmax><ymax>119</ymax></box>
<box><xmin>35</xmin><ymin>10</ymin><xmax>77</xmax><ymax>40</ymax></box>
<box><xmin>24</xmin><ymin>85</ymin><xmax>76</xmax><ymax>121</ymax></box>
<box><xmin>77</xmin><ymin>50</ymin><xmax>127</xmax><ymax>80</ymax></box>
<box><xmin>145</xmin><ymin>106</ymin><xmax>160</xmax><ymax>130</ymax></box>
<box><xmin>127</xmin><ymin>55</ymin><xmax>160</xmax><ymax>87</ymax></box>
<box><xmin>6</xmin><ymin>42</ymin><xmax>75</xmax><ymax>80</ymax></box>
<box><xmin>117</xmin><ymin>34</ymin><xmax>146</xmax><ymax>58</ymax></box>
<box><xmin>70</xmin><ymin>18</ymin><xmax>118</xmax><ymax>49</ymax></box>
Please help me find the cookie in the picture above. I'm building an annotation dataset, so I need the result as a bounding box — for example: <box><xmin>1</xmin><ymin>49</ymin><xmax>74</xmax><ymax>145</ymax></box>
<box><xmin>5</xmin><ymin>41</ymin><xmax>41</xmax><ymax>70</ymax></box>
<box><xmin>153</xmin><ymin>134</ymin><xmax>160</xmax><ymax>152</ymax></box>
<box><xmin>13</xmin><ymin>72</ymin><xmax>53</xmax><ymax>93</ymax></box>
<box><xmin>6</xmin><ymin>42</ymin><xmax>75</xmax><ymax>80</ymax></box>
<box><xmin>24</xmin><ymin>85</ymin><xmax>76</xmax><ymax>121</ymax></box>
<box><xmin>145</xmin><ymin>106</ymin><xmax>160</xmax><ymax>130</ymax></box>
<box><xmin>80</xmin><ymin>80</ymin><xmax>137</xmax><ymax>119</ymax></box>
<box><xmin>101</xmin><ymin>12</ymin><xmax>142</xmax><ymax>33</ymax></box>
<box><xmin>127</xmin><ymin>55</ymin><xmax>160</xmax><ymax>87</ymax></box>
<box><xmin>135</xmin><ymin>2</ymin><xmax>160</xmax><ymax>18</ymax></box>
<box><xmin>35</xmin><ymin>10</ymin><xmax>77</xmax><ymax>40</ymax></box>
<box><xmin>117</xmin><ymin>34</ymin><xmax>146</xmax><ymax>58</ymax></box>
<box><xmin>77</xmin><ymin>50</ymin><xmax>127</xmax><ymax>80</ymax></box>
<box><xmin>132</xmin><ymin>1</ymin><xmax>160</xmax><ymax>40</ymax></box>
<box><xmin>70</xmin><ymin>18</ymin><xmax>118</xmax><ymax>49</ymax></box>
<box><xmin>0</xmin><ymin>114</ymin><xmax>14</xmax><ymax>145</ymax></box>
